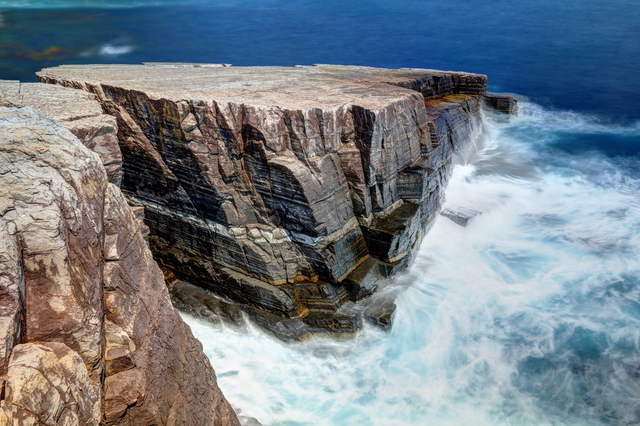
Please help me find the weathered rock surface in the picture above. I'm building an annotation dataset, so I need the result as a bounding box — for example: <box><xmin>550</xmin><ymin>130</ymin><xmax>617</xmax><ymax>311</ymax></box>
<box><xmin>0</xmin><ymin>105</ymin><xmax>238</xmax><ymax>425</ymax></box>
<box><xmin>0</xmin><ymin>80</ymin><xmax>122</xmax><ymax>186</ymax></box>
<box><xmin>37</xmin><ymin>63</ymin><xmax>515</xmax><ymax>337</ymax></box>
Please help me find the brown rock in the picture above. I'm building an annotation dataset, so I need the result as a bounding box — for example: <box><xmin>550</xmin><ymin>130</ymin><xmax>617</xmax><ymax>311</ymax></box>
<box><xmin>0</xmin><ymin>80</ymin><xmax>122</xmax><ymax>185</ymax></box>
<box><xmin>0</xmin><ymin>342</ymin><xmax>99</xmax><ymax>426</ymax></box>
<box><xmin>0</xmin><ymin>105</ymin><xmax>238</xmax><ymax>425</ymax></box>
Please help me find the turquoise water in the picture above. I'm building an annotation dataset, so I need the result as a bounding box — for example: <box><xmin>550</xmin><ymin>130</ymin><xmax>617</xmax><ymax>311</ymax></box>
<box><xmin>185</xmin><ymin>105</ymin><xmax>640</xmax><ymax>425</ymax></box>
<box><xmin>2</xmin><ymin>1</ymin><xmax>639</xmax><ymax>424</ymax></box>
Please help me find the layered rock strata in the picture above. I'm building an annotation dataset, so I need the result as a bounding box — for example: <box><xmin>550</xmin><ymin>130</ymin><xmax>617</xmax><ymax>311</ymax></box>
<box><xmin>38</xmin><ymin>64</ymin><xmax>514</xmax><ymax>338</ymax></box>
<box><xmin>0</xmin><ymin>105</ymin><xmax>238</xmax><ymax>425</ymax></box>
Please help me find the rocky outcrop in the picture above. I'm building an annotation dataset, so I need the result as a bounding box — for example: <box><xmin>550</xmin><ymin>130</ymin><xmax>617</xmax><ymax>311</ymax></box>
<box><xmin>441</xmin><ymin>206</ymin><xmax>482</xmax><ymax>227</ymax></box>
<box><xmin>0</xmin><ymin>80</ymin><xmax>122</xmax><ymax>186</ymax></box>
<box><xmin>37</xmin><ymin>64</ymin><xmax>515</xmax><ymax>338</ymax></box>
<box><xmin>0</xmin><ymin>105</ymin><xmax>238</xmax><ymax>425</ymax></box>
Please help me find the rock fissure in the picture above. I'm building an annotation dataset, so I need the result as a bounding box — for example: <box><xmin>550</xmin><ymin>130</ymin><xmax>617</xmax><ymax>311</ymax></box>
<box><xmin>2</xmin><ymin>401</ymin><xmax>50</xmax><ymax>425</ymax></box>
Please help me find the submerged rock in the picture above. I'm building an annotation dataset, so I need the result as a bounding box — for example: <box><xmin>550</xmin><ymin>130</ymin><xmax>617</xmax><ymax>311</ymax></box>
<box><xmin>441</xmin><ymin>206</ymin><xmax>482</xmax><ymax>227</ymax></box>
<box><xmin>36</xmin><ymin>63</ymin><xmax>516</xmax><ymax>336</ymax></box>
<box><xmin>0</xmin><ymin>105</ymin><xmax>238</xmax><ymax>425</ymax></box>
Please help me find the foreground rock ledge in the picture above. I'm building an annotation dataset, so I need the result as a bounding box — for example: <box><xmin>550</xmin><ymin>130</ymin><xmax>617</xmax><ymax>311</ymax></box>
<box><xmin>38</xmin><ymin>64</ymin><xmax>516</xmax><ymax>339</ymax></box>
<box><xmin>0</xmin><ymin>106</ymin><xmax>238</xmax><ymax>425</ymax></box>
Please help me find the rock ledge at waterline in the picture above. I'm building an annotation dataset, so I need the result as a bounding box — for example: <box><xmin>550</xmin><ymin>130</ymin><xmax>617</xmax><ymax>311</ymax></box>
<box><xmin>36</xmin><ymin>64</ymin><xmax>517</xmax><ymax>339</ymax></box>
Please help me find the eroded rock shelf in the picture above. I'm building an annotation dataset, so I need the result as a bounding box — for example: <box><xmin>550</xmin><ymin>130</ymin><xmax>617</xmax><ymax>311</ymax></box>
<box><xmin>34</xmin><ymin>64</ymin><xmax>516</xmax><ymax>339</ymax></box>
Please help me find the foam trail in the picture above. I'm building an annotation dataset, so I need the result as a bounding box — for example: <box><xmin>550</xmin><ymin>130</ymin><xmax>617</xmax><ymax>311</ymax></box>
<box><xmin>185</xmin><ymin>103</ymin><xmax>640</xmax><ymax>425</ymax></box>
<box><xmin>98</xmin><ymin>43</ymin><xmax>134</xmax><ymax>56</ymax></box>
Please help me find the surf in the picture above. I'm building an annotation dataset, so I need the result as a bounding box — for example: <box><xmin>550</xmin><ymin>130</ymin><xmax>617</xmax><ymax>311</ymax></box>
<box><xmin>184</xmin><ymin>103</ymin><xmax>640</xmax><ymax>425</ymax></box>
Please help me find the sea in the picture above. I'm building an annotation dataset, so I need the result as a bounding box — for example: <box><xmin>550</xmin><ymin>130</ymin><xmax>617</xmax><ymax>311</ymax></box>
<box><xmin>1</xmin><ymin>1</ymin><xmax>639</xmax><ymax>424</ymax></box>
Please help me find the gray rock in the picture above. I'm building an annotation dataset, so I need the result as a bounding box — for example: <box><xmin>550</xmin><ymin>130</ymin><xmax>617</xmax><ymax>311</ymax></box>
<box><xmin>441</xmin><ymin>206</ymin><xmax>482</xmax><ymax>227</ymax></box>
<box><xmin>36</xmin><ymin>64</ymin><xmax>515</xmax><ymax>335</ymax></box>
<box><xmin>483</xmin><ymin>93</ymin><xmax>519</xmax><ymax>117</ymax></box>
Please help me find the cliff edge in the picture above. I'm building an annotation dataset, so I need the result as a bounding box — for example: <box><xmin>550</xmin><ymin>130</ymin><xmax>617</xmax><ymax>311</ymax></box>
<box><xmin>0</xmin><ymin>84</ymin><xmax>238</xmax><ymax>425</ymax></box>
<box><xmin>37</xmin><ymin>64</ymin><xmax>516</xmax><ymax>339</ymax></box>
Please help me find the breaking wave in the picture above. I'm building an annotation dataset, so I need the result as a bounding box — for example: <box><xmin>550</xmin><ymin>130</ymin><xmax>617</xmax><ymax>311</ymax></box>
<box><xmin>185</xmin><ymin>104</ymin><xmax>640</xmax><ymax>425</ymax></box>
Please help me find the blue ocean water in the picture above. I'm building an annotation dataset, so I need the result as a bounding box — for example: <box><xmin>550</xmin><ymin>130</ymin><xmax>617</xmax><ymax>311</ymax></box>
<box><xmin>2</xmin><ymin>1</ymin><xmax>639</xmax><ymax>424</ymax></box>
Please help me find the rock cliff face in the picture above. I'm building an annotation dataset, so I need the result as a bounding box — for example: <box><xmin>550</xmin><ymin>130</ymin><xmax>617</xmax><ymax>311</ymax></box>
<box><xmin>38</xmin><ymin>64</ymin><xmax>515</xmax><ymax>338</ymax></box>
<box><xmin>0</xmin><ymin>93</ymin><xmax>238</xmax><ymax>424</ymax></box>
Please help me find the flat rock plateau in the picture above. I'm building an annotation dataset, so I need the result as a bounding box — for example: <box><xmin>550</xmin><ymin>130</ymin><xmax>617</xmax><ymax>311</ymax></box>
<box><xmin>35</xmin><ymin>63</ymin><xmax>516</xmax><ymax>340</ymax></box>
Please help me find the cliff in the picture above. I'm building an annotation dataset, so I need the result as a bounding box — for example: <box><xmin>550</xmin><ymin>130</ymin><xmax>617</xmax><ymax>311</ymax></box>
<box><xmin>0</xmin><ymin>83</ymin><xmax>238</xmax><ymax>425</ymax></box>
<box><xmin>36</xmin><ymin>64</ymin><xmax>516</xmax><ymax>339</ymax></box>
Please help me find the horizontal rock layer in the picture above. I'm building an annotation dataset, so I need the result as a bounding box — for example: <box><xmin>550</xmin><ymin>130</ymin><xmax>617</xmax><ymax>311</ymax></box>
<box><xmin>38</xmin><ymin>64</ymin><xmax>514</xmax><ymax>337</ymax></box>
<box><xmin>0</xmin><ymin>104</ymin><xmax>238</xmax><ymax>425</ymax></box>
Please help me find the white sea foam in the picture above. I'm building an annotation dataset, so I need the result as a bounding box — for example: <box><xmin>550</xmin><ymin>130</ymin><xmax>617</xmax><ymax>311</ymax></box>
<box><xmin>80</xmin><ymin>41</ymin><xmax>134</xmax><ymax>58</ymax></box>
<box><xmin>98</xmin><ymin>43</ymin><xmax>133</xmax><ymax>56</ymax></box>
<box><xmin>513</xmin><ymin>102</ymin><xmax>640</xmax><ymax>135</ymax></box>
<box><xmin>184</xmin><ymin>104</ymin><xmax>640</xmax><ymax>425</ymax></box>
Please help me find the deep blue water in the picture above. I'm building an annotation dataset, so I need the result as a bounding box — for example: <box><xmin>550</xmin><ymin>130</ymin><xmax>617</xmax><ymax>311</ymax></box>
<box><xmin>2</xmin><ymin>1</ymin><xmax>639</xmax><ymax>425</ymax></box>
<box><xmin>1</xmin><ymin>0</ymin><xmax>640</xmax><ymax>122</ymax></box>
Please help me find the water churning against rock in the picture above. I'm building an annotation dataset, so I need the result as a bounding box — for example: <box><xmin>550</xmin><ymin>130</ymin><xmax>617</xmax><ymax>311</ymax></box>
<box><xmin>185</xmin><ymin>103</ymin><xmax>640</xmax><ymax>425</ymax></box>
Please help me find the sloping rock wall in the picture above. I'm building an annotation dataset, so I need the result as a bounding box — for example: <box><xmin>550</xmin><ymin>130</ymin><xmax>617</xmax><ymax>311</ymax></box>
<box><xmin>0</xmin><ymin>105</ymin><xmax>238</xmax><ymax>425</ymax></box>
<box><xmin>38</xmin><ymin>64</ymin><xmax>514</xmax><ymax>337</ymax></box>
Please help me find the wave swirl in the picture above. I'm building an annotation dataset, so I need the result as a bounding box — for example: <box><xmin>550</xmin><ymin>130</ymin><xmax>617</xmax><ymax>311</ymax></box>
<box><xmin>187</xmin><ymin>103</ymin><xmax>640</xmax><ymax>425</ymax></box>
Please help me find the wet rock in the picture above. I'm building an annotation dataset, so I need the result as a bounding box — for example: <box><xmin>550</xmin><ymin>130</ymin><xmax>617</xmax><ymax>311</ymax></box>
<box><xmin>302</xmin><ymin>302</ymin><xmax>364</xmax><ymax>337</ymax></box>
<box><xmin>344</xmin><ymin>257</ymin><xmax>390</xmax><ymax>302</ymax></box>
<box><xmin>363</xmin><ymin>202</ymin><xmax>422</xmax><ymax>263</ymax></box>
<box><xmin>441</xmin><ymin>206</ymin><xmax>482</xmax><ymax>227</ymax></box>
<box><xmin>37</xmin><ymin>64</ymin><xmax>515</xmax><ymax>335</ymax></box>
<box><xmin>244</xmin><ymin>307</ymin><xmax>310</xmax><ymax>341</ymax></box>
<box><xmin>483</xmin><ymin>93</ymin><xmax>519</xmax><ymax>117</ymax></box>
<box><xmin>0</xmin><ymin>106</ymin><xmax>238</xmax><ymax>425</ymax></box>
<box><xmin>363</xmin><ymin>296</ymin><xmax>397</xmax><ymax>330</ymax></box>
<box><xmin>169</xmin><ymin>281</ymin><xmax>246</xmax><ymax>327</ymax></box>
